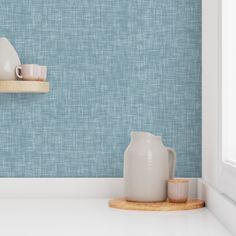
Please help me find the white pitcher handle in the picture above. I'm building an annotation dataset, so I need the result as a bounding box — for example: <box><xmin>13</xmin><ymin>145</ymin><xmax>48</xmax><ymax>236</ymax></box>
<box><xmin>167</xmin><ymin>147</ymin><xmax>176</xmax><ymax>179</ymax></box>
<box><xmin>15</xmin><ymin>65</ymin><xmax>22</xmax><ymax>79</ymax></box>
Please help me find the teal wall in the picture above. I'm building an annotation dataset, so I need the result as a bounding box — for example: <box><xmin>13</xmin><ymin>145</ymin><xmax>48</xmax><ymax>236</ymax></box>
<box><xmin>0</xmin><ymin>0</ymin><xmax>201</xmax><ymax>177</ymax></box>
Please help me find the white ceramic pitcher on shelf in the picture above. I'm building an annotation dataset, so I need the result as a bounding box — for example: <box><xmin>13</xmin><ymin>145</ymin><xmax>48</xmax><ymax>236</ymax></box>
<box><xmin>0</xmin><ymin>37</ymin><xmax>21</xmax><ymax>80</ymax></box>
<box><xmin>124</xmin><ymin>132</ymin><xmax>176</xmax><ymax>202</ymax></box>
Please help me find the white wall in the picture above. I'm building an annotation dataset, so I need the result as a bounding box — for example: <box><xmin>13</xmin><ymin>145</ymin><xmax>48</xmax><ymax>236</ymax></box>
<box><xmin>202</xmin><ymin>0</ymin><xmax>221</xmax><ymax>188</ymax></box>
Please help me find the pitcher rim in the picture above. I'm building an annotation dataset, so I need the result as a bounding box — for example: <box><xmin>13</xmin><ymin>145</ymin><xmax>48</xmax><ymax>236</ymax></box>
<box><xmin>131</xmin><ymin>131</ymin><xmax>161</xmax><ymax>139</ymax></box>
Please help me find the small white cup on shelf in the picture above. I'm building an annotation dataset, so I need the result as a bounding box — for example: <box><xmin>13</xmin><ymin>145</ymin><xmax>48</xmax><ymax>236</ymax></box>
<box><xmin>168</xmin><ymin>179</ymin><xmax>188</xmax><ymax>203</ymax></box>
<box><xmin>15</xmin><ymin>64</ymin><xmax>39</xmax><ymax>81</ymax></box>
<box><xmin>15</xmin><ymin>64</ymin><xmax>47</xmax><ymax>81</ymax></box>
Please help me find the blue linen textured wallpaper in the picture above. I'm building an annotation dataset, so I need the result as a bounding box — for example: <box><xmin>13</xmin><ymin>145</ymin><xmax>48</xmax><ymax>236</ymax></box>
<box><xmin>0</xmin><ymin>0</ymin><xmax>201</xmax><ymax>177</ymax></box>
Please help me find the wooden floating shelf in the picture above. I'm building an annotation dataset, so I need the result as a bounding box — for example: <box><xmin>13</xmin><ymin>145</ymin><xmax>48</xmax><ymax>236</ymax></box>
<box><xmin>0</xmin><ymin>80</ymin><xmax>49</xmax><ymax>93</ymax></box>
<box><xmin>109</xmin><ymin>198</ymin><xmax>205</xmax><ymax>211</ymax></box>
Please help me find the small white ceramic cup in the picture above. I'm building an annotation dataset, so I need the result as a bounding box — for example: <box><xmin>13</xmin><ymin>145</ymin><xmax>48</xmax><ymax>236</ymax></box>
<box><xmin>38</xmin><ymin>66</ymin><xmax>47</xmax><ymax>81</ymax></box>
<box><xmin>15</xmin><ymin>64</ymin><xmax>40</xmax><ymax>81</ymax></box>
<box><xmin>168</xmin><ymin>179</ymin><xmax>188</xmax><ymax>203</ymax></box>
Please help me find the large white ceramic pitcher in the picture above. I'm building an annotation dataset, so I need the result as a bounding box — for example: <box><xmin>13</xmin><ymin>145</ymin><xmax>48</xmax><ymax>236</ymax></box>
<box><xmin>0</xmin><ymin>37</ymin><xmax>21</xmax><ymax>80</ymax></box>
<box><xmin>124</xmin><ymin>132</ymin><xmax>176</xmax><ymax>202</ymax></box>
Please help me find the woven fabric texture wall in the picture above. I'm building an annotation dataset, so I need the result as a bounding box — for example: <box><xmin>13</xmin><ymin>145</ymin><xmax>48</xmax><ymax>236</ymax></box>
<box><xmin>0</xmin><ymin>0</ymin><xmax>201</xmax><ymax>177</ymax></box>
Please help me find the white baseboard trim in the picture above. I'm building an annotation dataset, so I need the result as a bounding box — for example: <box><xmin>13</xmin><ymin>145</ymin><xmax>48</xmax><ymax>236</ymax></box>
<box><xmin>0</xmin><ymin>178</ymin><xmax>198</xmax><ymax>199</ymax></box>
<box><xmin>198</xmin><ymin>179</ymin><xmax>236</xmax><ymax>235</ymax></box>
<box><xmin>0</xmin><ymin>178</ymin><xmax>123</xmax><ymax>198</ymax></box>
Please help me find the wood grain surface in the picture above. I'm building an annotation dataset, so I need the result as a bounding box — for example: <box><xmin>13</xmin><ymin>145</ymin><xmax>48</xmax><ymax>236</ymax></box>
<box><xmin>109</xmin><ymin>198</ymin><xmax>205</xmax><ymax>211</ymax></box>
<box><xmin>0</xmin><ymin>80</ymin><xmax>49</xmax><ymax>93</ymax></box>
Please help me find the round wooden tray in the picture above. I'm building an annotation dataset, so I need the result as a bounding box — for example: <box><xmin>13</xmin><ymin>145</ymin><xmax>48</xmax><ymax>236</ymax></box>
<box><xmin>0</xmin><ymin>80</ymin><xmax>49</xmax><ymax>93</ymax></box>
<box><xmin>109</xmin><ymin>198</ymin><xmax>205</xmax><ymax>211</ymax></box>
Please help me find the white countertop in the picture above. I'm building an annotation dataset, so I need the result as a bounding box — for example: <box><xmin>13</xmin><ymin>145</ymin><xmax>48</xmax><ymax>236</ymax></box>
<box><xmin>0</xmin><ymin>198</ymin><xmax>232</xmax><ymax>236</ymax></box>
